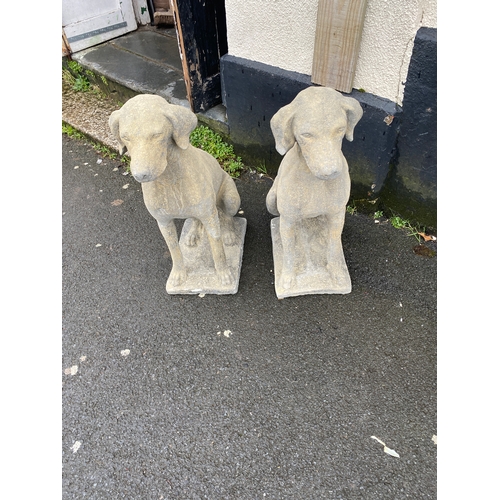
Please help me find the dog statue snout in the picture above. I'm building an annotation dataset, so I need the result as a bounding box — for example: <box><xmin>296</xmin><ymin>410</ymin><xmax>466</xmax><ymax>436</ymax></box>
<box><xmin>309</xmin><ymin>159</ymin><xmax>344</xmax><ymax>180</ymax></box>
<box><xmin>131</xmin><ymin>167</ymin><xmax>157</xmax><ymax>183</ymax></box>
<box><xmin>301</xmin><ymin>144</ymin><xmax>345</xmax><ymax>180</ymax></box>
<box><xmin>129</xmin><ymin>148</ymin><xmax>168</xmax><ymax>183</ymax></box>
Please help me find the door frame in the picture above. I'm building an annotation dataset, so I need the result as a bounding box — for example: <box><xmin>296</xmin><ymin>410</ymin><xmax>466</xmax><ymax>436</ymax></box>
<box><xmin>171</xmin><ymin>0</ymin><xmax>228</xmax><ymax>113</ymax></box>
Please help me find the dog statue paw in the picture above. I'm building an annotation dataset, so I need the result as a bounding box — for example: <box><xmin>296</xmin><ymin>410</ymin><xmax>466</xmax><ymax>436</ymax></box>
<box><xmin>266</xmin><ymin>87</ymin><xmax>363</xmax><ymax>299</ymax></box>
<box><xmin>109</xmin><ymin>94</ymin><xmax>247</xmax><ymax>295</ymax></box>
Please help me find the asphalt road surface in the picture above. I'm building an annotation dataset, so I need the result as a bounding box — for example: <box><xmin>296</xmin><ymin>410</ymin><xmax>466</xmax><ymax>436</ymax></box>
<box><xmin>62</xmin><ymin>134</ymin><xmax>437</xmax><ymax>499</ymax></box>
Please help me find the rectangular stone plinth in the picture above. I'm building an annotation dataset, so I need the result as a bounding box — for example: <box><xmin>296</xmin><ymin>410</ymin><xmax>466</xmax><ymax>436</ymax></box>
<box><xmin>166</xmin><ymin>217</ymin><xmax>247</xmax><ymax>295</ymax></box>
<box><xmin>270</xmin><ymin>217</ymin><xmax>351</xmax><ymax>299</ymax></box>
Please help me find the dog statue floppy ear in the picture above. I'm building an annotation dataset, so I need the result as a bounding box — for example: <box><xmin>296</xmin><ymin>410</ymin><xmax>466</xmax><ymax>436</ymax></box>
<box><xmin>109</xmin><ymin>109</ymin><xmax>126</xmax><ymax>155</ymax></box>
<box><xmin>161</xmin><ymin>102</ymin><xmax>198</xmax><ymax>150</ymax></box>
<box><xmin>340</xmin><ymin>96</ymin><xmax>363</xmax><ymax>142</ymax></box>
<box><xmin>270</xmin><ymin>103</ymin><xmax>297</xmax><ymax>156</ymax></box>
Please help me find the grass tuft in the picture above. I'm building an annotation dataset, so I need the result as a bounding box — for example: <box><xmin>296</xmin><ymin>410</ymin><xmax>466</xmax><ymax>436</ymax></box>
<box><xmin>190</xmin><ymin>125</ymin><xmax>245</xmax><ymax>178</ymax></box>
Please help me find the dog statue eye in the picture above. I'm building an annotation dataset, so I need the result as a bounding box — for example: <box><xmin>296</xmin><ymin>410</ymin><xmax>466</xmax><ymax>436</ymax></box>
<box><xmin>300</xmin><ymin>133</ymin><xmax>313</xmax><ymax>139</ymax></box>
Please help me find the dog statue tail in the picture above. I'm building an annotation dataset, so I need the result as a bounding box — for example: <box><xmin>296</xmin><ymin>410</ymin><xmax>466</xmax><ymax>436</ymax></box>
<box><xmin>266</xmin><ymin>183</ymin><xmax>279</xmax><ymax>216</ymax></box>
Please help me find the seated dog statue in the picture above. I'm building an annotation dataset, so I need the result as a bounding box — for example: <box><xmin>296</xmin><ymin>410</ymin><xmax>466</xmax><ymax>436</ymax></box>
<box><xmin>109</xmin><ymin>94</ymin><xmax>245</xmax><ymax>294</ymax></box>
<box><xmin>266</xmin><ymin>86</ymin><xmax>363</xmax><ymax>298</ymax></box>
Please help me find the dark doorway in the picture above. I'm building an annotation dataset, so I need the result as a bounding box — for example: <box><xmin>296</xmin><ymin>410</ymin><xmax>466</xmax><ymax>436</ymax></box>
<box><xmin>172</xmin><ymin>0</ymin><xmax>228</xmax><ymax>113</ymax></box>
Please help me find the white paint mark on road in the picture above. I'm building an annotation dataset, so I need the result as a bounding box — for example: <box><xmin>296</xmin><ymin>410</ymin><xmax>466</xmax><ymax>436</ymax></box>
<box><xmin>64</xmin><ymin>365</ymin><xmax>78</xmax><ymax>376</ymax></box>
<box><xmin>216</xmin><ymin>330</ymin><xmax>233</xmax><ymax>337</ymax></box>
<box><xmin>371</xmin><ymin>436</ymin><xmax>400</xmax><ymax>458</ymax></box>
<box><xmin>71</xmin><ymin>441</ymin><xmax>82</xmax><ymax>453</ymax></box>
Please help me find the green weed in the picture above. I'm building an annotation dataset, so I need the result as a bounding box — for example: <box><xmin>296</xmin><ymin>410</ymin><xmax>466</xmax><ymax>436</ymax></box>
<box><xmin>72</xmin><ymin>75</ymin><xmax>91</xmax><ymax>92</ymax></box>
<box><xmin>66</xmin><ymin>60</ymin><xmax>83</xmax><ymax>74</ymax></box>
<box><xmin>346</xmin><ymin>204</ymin><xmax>357</xmax><ymax>215</ymax></box>
<box><xmin>389</xmin><ymin>215</ymin><xmax>410</xmax><ymax>229</ymax></box>
<box><xmin>389</xmin><ymin>214</ymin><xmax>422</xmax><ymax>241</ymax></box>
<box><xmin>62</xmin><ymin>122</ymin><xmax>129</xmax><ymax>171</ymax></box>
<box><xmin>62</xmin><ymin>123</ymin><xmax>85</xmax><ymax>140</ymax></box>
<box><xmin>93</xmin><ymin>142</ymin><xmax>118</xmax><ymax>160</ymax></box>
<box><xmin>120</xmin><ymin>154</ymin><xmax>131</xmax><ymax>173</ymax></box>
<box><xmin>190</xmin><ymin>125</ymin><xmax>245</xmax><ymax>178</ymax></box>
<box><xmin>255</xmin><ymin>161</ymin><xmax>270</xmax><ymax>177</ymax></box>
<box><xmin>62</xmin><ymin>60</ymin><xmax>104</xmax><ymax>96</ymax></box>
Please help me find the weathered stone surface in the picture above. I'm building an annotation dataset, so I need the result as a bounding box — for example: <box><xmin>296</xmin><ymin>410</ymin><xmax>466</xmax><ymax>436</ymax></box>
<box><xmin>270</xmin><ymin>217</ymin><xmax>350</xmax><ymax>299</ymax></box>
<box><xmin>167</xmin><ymin>216</ymin><xmax>246</xmax><ymax>295</ymax></box>
<box><xmin>109</xmin><ymin>94</ymin><xmax>246</xmax><ymax>294</ymax></box>
<box><xmin>266</xmin><ymin>87</ymin><xmax>362</xmax><ymax>298</ymax></box>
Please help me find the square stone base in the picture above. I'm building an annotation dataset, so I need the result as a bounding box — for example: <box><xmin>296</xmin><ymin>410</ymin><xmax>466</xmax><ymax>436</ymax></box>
<box><xmin>270</xmin><ymin>217</ymin><xmax>351</xmax><ymax>299</ymax></box>
<box><xmin>166</xmin><ymin>217</ymin><xmax>247</xmax><ymax>295</ymax></box>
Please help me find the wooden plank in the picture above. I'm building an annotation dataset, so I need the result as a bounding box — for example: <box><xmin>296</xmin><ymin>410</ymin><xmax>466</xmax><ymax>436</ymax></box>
<box><xmin>62</xmin><ymin>29</ymin><xmax>71</xmax><ymax>56</ymax></box>
<box><xmin>171</xmin><ymin>0</ymin><xmax>193</xmax><ymax>107</ymax></box>
<box><xmin>311</xmin><ymin>0</ymin><xmax>368</xmax><ymax>93</ymax></box>
<box><xmin>154</xmin><ymin>10</ymin><xmax>174</xmax><ymax>25</ymax></box>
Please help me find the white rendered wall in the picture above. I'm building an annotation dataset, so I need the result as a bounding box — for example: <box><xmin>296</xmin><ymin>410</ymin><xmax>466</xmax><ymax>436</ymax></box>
<box><xmin>224</xmin><ymin>0</ymin><xmax>437</xmax><ymax>105</ymax></box>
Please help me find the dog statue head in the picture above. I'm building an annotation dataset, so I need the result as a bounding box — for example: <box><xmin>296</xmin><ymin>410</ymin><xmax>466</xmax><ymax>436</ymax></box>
<box><xmin>109</xmin><ymin>95</ymin><xmax>198</xmax><ymax>183</ymax></box>
<box><xmin>270</xmin><ymin>87</ymin><xmax>363</xmax><ymax>180</ymax></box>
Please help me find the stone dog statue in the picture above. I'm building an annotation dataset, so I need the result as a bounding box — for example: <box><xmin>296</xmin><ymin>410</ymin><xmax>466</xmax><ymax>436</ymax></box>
<box><xmin>266</xmin><ymin>86</ymin><xmax>363</xmax><ymax>298</ymax></box>
<box><xmin>109</xmin><ymin>94</ymin><xmax>245</xmax><ymax>294</ymax></box>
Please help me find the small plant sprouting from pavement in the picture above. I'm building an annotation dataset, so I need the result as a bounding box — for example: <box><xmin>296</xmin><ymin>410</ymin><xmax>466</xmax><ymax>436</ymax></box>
<box><xmin>62</xmin><ymin>61</ymin><xmax>105</xmax><ymax>96</ymax></box>
<box><xmin>347</xmin><ymin>205</ymin><xmax>432</xmax><ymax>244</ymax></box>
<box><xmin>62</xmin><ymin>123</ymin><xmax>85</xmax><ymax>140</ymax></box>
<box><xmin>72</xmin><ymin>75</ymin><xmax>91</xmax><ymax>92</ymax></box>
<box><xmin>346</xmin><ymin>204</ymin><xmax>357</xmax><ymax>215</ymax></box>
<box><xmin>255</xmin><ymin>161</ymin><xmax>270</xmax><ymax>177</ymax></box>
<box><xmin>389</xmin><ymin>214</ymin><xmax>424</xmax><ymax>242</ymax></box>
<box><xmin>62</xmin><ymin>122</ymin><xmax>130</xmax><ymax>172</ymax></box>
<box><xmin>190</xmin><ymin>125</ymin><xmax>245</xmax><ymax>178</ymax></box>
<box><xmin>92</xmin><ymin>142</ymin><xmax>118</xmax><ymax>160</ymax></box>
<box><xmin>389</xmin><ymin>215</ymin><xmax>408</xmax><ymax>229</ymax></box>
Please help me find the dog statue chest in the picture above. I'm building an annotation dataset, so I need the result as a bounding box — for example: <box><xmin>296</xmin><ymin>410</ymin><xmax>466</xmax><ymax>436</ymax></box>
<box><xmin>141</xmin><ymin>170</ymin><xmax>213</xmax><ymax>222</ymax></box>
<box><xmin>277</xmin><ymin>152</ymin><xmax>350</xmax><ymax>218</ymax></box>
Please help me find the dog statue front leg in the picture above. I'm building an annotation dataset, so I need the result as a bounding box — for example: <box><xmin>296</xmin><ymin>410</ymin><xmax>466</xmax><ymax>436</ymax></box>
<box><xmin>202</xmin><ymin>209</ymin><xmax>233</xmax><ymax>285</ymax></box>
<box><xmin>325</xmin><ymin>211</ymin><xmax>350</xmax><ymax>288</ymax></box>
<box><xmin>184</xmin><ymin>218</ymin><xmax>203</xmax><ymax>247</ymax></box>
<box><xmin>279</xmin><ymin>217</ymin><xmax>298</xmax><ymax>290</ymax></box>
<box><xmin>157</xmin><ymin>220</ymin><xmax>187</xmax><ymax>286</ymax></box>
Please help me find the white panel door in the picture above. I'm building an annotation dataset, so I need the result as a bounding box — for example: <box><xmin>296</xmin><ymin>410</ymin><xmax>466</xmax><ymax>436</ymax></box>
<box><xmin>62</xmin><ymin>0</ymin><xmax>137</xmax><ymax>53</ymax></box>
